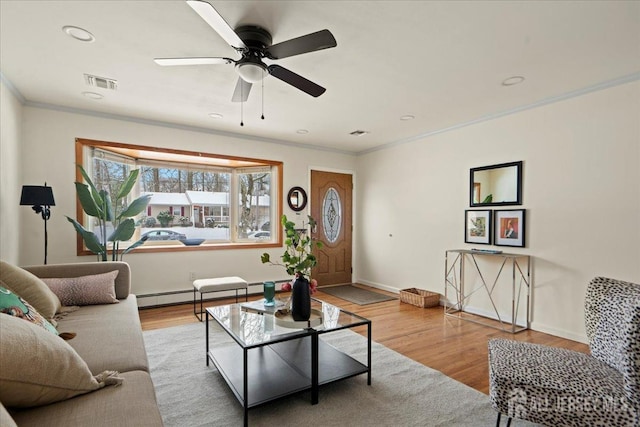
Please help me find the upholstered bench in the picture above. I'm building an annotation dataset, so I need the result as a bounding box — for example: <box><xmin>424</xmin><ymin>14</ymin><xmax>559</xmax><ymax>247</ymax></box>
<box><xmin>192</xmin><ymin>276</ymin><xmax>248</xmax><ymax>321</ymax></box>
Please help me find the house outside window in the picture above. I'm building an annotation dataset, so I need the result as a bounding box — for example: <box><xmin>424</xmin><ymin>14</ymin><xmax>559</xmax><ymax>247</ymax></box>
<box><xmin>74</xmin><ymin>138</ymin><xmax>282</xmax><ymax>255</ymax></box>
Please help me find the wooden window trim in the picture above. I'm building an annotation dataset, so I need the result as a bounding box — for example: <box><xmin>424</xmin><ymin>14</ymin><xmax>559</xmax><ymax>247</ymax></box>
<box><xmin>74</xmin><ymin>138</ymin><xmax>283</xmax><ymax>257</ymax></box>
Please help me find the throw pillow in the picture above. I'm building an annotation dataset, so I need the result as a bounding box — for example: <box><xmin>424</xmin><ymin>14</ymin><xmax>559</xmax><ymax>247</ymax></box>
<box><xmin>0</xmin><ymin>261</ymin><xmax>61</xmax><ymax>322</ymax></box>
<box><xmin>42</xmin><ymin>270</ymin><xmax>120</xmax><ymax>306</ymax></box>
<box><xmin>0</xmin><ymin>283</ymin><xmax>58</xmax><ymax>336</ymax></box>
<box><xmin>0</xmin><ymin>313</ymin><xmax>123</xmax><ymax>408</ymax></box>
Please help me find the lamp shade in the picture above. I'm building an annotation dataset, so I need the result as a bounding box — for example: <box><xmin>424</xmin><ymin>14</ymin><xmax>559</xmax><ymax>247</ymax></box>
<box><xmin>236</xmin><ymin>61</ymin><xmax>266</xmax><ymax>84</ymax></box>
<box><xmin>20</xmin><ymin>185</ymin><xmax>55</xmax><ymax>206</ymax></box>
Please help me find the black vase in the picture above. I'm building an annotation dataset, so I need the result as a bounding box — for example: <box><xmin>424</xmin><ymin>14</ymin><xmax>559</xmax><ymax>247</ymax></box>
<box><xmin>291</xmin><ymin>276</ymin><xmax>311</xmax><ymax>321</ymax></box>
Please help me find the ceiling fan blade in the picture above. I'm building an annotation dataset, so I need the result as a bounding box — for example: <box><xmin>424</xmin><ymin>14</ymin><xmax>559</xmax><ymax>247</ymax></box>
<box><xmin>266</xmin><ymin>29</ymin><xmax>336</xmax><ymax>60</ymax></box>
<box><xmin>267</xmin><ymin>65</ymin><xmax>326</xmax><ymax>97</ymax></box>
<box><xmin>231</xmin><ymin>77</ymin><xmax>252</xmax><ymax>102</ymax></box>
<box><xmin>154</xmin><ymin>57</ymin><xmax>233</xmax><ymax>66</ymax></box>
<box><xmin>186</xmin><ymin>0</ymin><xmax>246</xmax><ymax>49</ymax></box>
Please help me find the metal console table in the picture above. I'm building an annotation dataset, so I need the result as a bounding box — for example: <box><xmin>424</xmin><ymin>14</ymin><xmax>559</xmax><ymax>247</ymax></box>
<box><xmin>444</xmin><ymin>249</ymin><xmax>531</xmax><ymax>333</ymax></box>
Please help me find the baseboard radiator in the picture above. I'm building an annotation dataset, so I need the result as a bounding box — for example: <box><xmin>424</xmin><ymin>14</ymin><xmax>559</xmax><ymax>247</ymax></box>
<box><xmin>137</xmin><ymin>280</ymin><xmax>290</xmax><ymax>308</ymax></box>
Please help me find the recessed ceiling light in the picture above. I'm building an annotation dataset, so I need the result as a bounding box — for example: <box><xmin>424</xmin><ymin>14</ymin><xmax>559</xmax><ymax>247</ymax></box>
<box><xmin>62</xmin><ymin>26</ymin><xmax>95</xmax><ymax>42</ymax></box>
<box><xmin>400</xmin><ymin>115</ymin><xmax>415</xmax><ymax>121</ymax></box>
<box><xmin>82</xmin><ymin>91</ymin><xmax>103</xmax><ymax>100</ymax></box>
<box><xmin>208</xmin><ymin>113</ymin><xmax>223</xmax><ymax>119</ymax></box>
<box><xmin>349</xmin><ymin>130</ymin><xmax>369</xmax><ymax>136</ymax></box>
<box><xmin>502</xmin><ymin>76</ymin><xmax>525</xmax><ymax>86</ymax></box>
<box><xmin>296</xmin><ymin>129</ymin><xmax>309</xmax><ymax>134</ymax></box>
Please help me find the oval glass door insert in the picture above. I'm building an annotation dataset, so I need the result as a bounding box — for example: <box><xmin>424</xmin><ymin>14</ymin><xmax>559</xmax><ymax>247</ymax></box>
<box><xmin>322</xmin><ymin>187</ymin><xmax>342</xmax><ymax>243</ymax></box>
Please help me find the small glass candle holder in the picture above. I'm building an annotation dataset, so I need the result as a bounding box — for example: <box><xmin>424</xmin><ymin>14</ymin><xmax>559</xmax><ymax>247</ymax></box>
<box><xmin>263</xmin><ymin>281</ymin><xmax>276</xmax><ymax>306</ymax></box>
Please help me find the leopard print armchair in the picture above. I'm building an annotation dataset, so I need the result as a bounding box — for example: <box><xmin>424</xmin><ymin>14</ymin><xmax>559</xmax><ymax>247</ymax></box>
<box><xmin>488</xmin><ymin>277</ymin><xmax>639</xmax><ymax>426</ymax></box>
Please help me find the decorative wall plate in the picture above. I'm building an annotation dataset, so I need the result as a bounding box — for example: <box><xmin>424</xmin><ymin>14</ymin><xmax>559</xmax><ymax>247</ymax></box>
<box><xmin>287</xmin><ymin>186</ymin><xmax>308</xmax><ymax>211</ymax></box>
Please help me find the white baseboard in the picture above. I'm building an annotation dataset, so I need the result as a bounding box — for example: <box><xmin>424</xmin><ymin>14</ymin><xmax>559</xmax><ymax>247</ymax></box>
<box><xmin>449</xmin><ymin>305</ymin><xmax>528</xmax><ymax>328</ymax></box>
<box><xmin>529</xmin><ymin>322</ymin><xmax>588</xmax><ymax>344</ymax></box>
<box><xmin>356</xmin><ymin>279</ymin><xmax>401</xmax><ymax>294</ymax></box>
<box><xmin>138</xmin><ymin>280</ymin><xmax>589</xmax><ymax>344</ymax></box>
<box><xmin>136</xmin><ymin>283</ymin><xmax>267</xmax><ymax>308</ymax></box>
<box><xmin>357</xmin><ymin>278</ymin><xmax>588</xmax><ymax>343</ymax></box>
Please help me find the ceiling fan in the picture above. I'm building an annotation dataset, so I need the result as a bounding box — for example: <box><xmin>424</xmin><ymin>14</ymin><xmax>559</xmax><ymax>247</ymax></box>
<box><xmin>155</xmin><ymin>0</ymin><xmax>337</xmax><ymax>102</ymax></box>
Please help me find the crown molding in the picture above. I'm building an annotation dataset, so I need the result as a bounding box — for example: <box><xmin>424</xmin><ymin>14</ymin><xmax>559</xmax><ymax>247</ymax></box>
<box><xmin>359</xmin><ymin>71</ymin><xmax>640</xmax><ymax>156</ymax></box>
<box><xmin>5</xmin><ymin>70</ymin><xmax>638</xmax><ymax>157</ymax></box>
<box><xmin>20</xmin><ymin>99</ymin><xmax>356</xmax><ymax>157</ymax></box>
<box><xmin>0</xmin><ymin>71</ymin><xmax>26</xmax><ymax>104</ymax></box>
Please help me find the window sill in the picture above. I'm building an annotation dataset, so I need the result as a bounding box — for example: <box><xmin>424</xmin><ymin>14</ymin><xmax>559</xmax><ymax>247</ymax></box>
<box><xmin>77</xmin><ymin>240</ymin><xmax>281</xmax><ymax>257</ymax></box>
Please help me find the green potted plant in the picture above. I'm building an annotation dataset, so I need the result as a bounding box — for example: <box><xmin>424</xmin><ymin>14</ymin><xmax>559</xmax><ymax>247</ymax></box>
<box><xmin>67</xmin><ymin>165</ymin><xmax>151</xmax><ymax>261</ymax></box>
<box><xmin>156</xmin><ymin>210</ymin><xmax>174</xmax><ymax>227</ymax></box>
<box><xmin>261</xmin><ymin>214</ymin><xmax>323</xmax><ymax>320</ymax></box>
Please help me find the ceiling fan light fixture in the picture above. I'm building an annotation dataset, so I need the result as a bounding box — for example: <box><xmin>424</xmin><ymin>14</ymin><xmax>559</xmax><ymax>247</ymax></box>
<box><xmin>236</xmin><ymin>61</ymin><xmax>267</xmax><ymax>83</ymax></box>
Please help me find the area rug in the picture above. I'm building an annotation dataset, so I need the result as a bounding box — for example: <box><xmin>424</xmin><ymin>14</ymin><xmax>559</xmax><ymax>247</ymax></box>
<box><xmin>144</xmin><ymin>322</ymin><xmax>538</xmax><ymax>426</ymax></box>
<box><xmin>319</xmin><ymin>285</ymin><xmax>397</xmax><ymax>305</ymax></box>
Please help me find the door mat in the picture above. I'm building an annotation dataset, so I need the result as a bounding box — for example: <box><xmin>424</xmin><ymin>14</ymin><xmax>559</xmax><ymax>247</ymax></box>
<box><xmin>319</xmin><ymin>285</ymin><xmax>397</xmax><ymax>305</ymax></box>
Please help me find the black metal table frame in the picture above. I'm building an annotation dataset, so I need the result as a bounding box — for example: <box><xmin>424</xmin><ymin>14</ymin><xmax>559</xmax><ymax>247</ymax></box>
<box><xmin>205</xmin><ymin>299</ymin><xmax>371</xmax><ymax>426</ymax></box>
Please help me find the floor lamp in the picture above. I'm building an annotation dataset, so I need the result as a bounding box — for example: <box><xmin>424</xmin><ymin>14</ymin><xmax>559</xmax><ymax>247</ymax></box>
<box><xmin>20</xmin><ymin>183</ymin><xmax>55</xmax><ymax>265</ymax></box>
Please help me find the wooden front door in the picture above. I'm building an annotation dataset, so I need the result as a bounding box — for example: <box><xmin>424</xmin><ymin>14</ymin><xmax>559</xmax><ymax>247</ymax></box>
<box><xmin>310</xmin><ymin>170</ymin><xmax>353</xmax><ymax>286</ymax></box>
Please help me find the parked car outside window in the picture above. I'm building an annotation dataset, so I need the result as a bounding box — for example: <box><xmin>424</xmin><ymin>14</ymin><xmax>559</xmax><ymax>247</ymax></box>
<box><xmin>248</xmin><ymin>231</ymin><xmax>271</xmax><ymax>240</ymax></box>
<box><xmin>141</xmin><ymin>230</ymin><xmax>187</xmax><ymax>241</ymax></box>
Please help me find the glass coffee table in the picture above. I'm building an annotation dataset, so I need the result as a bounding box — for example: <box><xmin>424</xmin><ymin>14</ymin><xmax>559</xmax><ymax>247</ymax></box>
<box><xmin>205</xmin><ymin>298</ymin><xmax>371</xmax><ymax>427</ymax></box>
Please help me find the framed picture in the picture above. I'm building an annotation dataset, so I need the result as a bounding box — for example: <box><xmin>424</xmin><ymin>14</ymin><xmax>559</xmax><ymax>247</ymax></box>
<box><xmin>465</xmin><ymin>210</ymin><xmax>492</xmax><ymax>245</ymax></box>
<box><xmin>494</xmin><ymin>209</ymin><xmax>526</xmax><ymax>247</ymax></box>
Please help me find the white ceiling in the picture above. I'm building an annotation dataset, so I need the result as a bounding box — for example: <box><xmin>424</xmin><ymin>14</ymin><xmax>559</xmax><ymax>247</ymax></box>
<box><xmin>1</xmin><ymin>1</ymin><xmax>639</xmax><ymax>154</ymax></box>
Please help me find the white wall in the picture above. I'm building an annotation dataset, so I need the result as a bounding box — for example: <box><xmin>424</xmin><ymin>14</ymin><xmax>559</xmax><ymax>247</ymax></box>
<box><xmin>355</xmin><ymin>81</ymin><xmax>640</xmax><ymax>342</ymax></box>
<box><xmin>0</xmin><ymin>79</ymin><xmax>23</xmax><ymax>264</ymax></box>
<box><xmin>5</xmin><ymin>81</ymin><xmax>639</xmax><ymax>342</ymax></box>
<box><xmin>15</xmin><ymin>106</ymin><xmax>356</xmax><ymax>305</ymax></box>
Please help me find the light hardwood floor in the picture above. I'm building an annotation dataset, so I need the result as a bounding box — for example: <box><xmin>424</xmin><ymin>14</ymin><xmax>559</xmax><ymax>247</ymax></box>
<box><xmin>138</xmin><ymin>284</ymin><xmax>589</xmax><ymax>395</ymax></box>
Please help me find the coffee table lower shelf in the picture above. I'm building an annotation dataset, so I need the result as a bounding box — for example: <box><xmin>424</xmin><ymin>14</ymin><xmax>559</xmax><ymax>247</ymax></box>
<box><xmin>207</xmin><ymin>335</ymin><xmax>368</xmax><ymax>409</ymax></box>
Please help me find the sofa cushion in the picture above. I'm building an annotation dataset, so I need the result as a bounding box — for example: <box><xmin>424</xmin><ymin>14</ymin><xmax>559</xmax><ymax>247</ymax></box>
<box><xmin>42</xmin><ymin>270</ymin><xmax>119</xmax><ymax>306</ymax></box>
<box><xmin>0</xmin><ymin>313</ymin><xmax>122</xmax><ymax>408</ymax></box>
<box><xmin>0</xmin><ymin>283</ymin><xmax>58</xmax><ymax>335</ymax></box>
<box><xmin>8</xmin><ymin>370</ymin><xmax>163</xmax><ymax>427</ymax></box>
<box><xmin>55</xmin><ymin>295</ymin><xmax>149</xmax><ymax>374</ymax></box>
<box><xmin>0</xmin><ymin>261</ymin><xmax>61</xmax><ymax>322</ymax></box>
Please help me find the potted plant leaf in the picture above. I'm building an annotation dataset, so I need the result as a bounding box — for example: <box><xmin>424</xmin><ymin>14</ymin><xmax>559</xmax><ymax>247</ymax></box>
<box><xmin>261</xmin><ymin>214</ymin><xmax>323</xmax><ymax>320</ymax></box>
<box><xmin>67</xmin><ymin>165</ymin><xmax>151</xmax><ymax>261</ymax></box>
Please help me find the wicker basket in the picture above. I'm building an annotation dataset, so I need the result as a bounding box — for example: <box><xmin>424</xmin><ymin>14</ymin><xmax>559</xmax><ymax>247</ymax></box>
<box><xmin>399</xmin><ymin>288</ymin><xmax>440</xmax><ymax>308</ymax></box>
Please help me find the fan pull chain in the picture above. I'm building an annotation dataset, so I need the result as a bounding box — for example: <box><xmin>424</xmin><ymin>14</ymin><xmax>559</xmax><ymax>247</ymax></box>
<box><xmin>261</xmin><ymin>77</ymin><xmax>265</xmax><ymax>120</ymax></box>
<box><xmin>240</xmin><ymin>82</ymin><xmax>244</xmax><ymax>126</ymax></box>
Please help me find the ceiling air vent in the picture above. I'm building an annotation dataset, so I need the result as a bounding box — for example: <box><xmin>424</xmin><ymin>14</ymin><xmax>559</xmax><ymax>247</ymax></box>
<box><xmin>84</xmin><ymin>74</ymin><xmax>117</xmax><ymax>90</ymax></box>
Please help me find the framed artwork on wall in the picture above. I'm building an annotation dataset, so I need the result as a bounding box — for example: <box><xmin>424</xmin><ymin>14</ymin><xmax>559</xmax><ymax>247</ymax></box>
<box><xmin>494</xmin><ymin>209</ymin><xmax>526</xmax><ymax>247</ymax></box>
<box><xmin>465</xmin><ymin>210</ymin><xmax>492</xmax><ymax>245</ymax></box>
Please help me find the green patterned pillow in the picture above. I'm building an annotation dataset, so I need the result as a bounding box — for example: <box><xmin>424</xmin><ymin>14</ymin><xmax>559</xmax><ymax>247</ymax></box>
<box><xmin>0</xmin><ymin>284</ymin><xmax>58</xmax><ymax>336</ymax></box>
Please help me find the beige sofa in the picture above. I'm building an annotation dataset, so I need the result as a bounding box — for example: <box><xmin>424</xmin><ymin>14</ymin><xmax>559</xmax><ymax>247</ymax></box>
<box><xmin>2</xmin><ymin>262</ymin><xmax>163</xmax><ymax>427</ymax></box>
